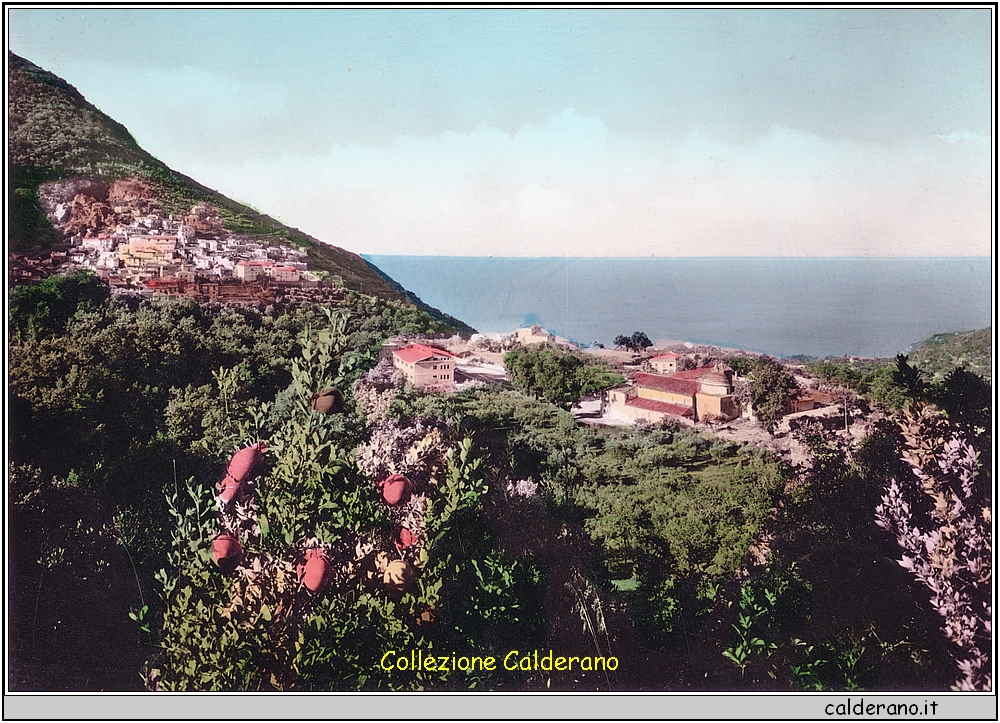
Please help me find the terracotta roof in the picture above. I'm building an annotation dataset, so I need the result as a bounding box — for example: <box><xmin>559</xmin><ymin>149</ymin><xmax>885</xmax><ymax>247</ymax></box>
<box><xmin>670</xmin><ymin>366</ymin><xmax>717</xmax><ymax>380</ymax></box>
<box><xmin>795</xmin><ymin>389</ymin><xmax>836</xmax><ymax>404</ymax></box>
<box><xmin>393</xmin><ymin>343</ymin><xmax>457</xmax><ymax>364</ymax></box>
<box><xmin>145</xmin><ymin>277</ymin><xmax>184</xmax><ymax>288</ymax></box>
<box><xmin>651</xmin><ymin>352</ymin><xmax>681</xmax><ymax>360</ymax></box>
<box><xmin>236</xmin><ymin>259</ymin><xmax>275</xmax><ymax>267</ymax></box>
<box><xmin>633</xmin><ymin>372</ymin><xmax>698</xmax><ymax>396</ymax></box>
<box><xmin>626</xmin><ymin>396</ymin><xmax>694</xmax><ymax>417</ymax></box>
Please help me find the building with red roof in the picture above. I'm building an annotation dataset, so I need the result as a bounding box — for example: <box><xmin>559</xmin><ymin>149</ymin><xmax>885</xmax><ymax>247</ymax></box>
<box><xmin>235</xmin><ymin>259</ymin><xmax>301</xmax><ymax>283</ymax></box>
<box><xmin>392</xmin><ymin>343</ymin><xmax>457</xmax><ymax>392</ymax></box>
<box><xmin>633</xmin><ymin>372</ymin><xmax>699</xmax><ymax>397</ymax></box>
<box><xmin>625</xmin><ymin>397</ymin><xmax>695</xmax><ymax>419</ymax></box>
<box><xmin>606</xmin><ymin>363</ymin><xmax>740</xmax><ymax>425</ymax></box>
<box><xmin>145</xmin><ymin>277</ymin><xmax>186</xmax><ymax>293</ymax></box>
<box><xmin>650</xmin><ymin>351</ymin><xmax>682</xmax><ymax>374</ymax></box>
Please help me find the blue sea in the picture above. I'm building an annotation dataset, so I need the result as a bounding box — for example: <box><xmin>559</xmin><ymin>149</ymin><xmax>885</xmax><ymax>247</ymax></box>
<box><xmin>364</xmin><ymin>256</ymin><xmax>993</xmax><ymax>359</ymax></box>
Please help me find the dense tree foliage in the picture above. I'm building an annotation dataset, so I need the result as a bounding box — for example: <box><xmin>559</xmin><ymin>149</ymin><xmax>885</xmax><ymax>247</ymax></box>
<box><xmin>150</xmin><ymin>345</ymin><xmax>547</xmax><ymax>690</ymax></box>
<box><xmin>7</xmin><ymin>284</ymin><xmax>473</xmax><ymax>690</ymax></box>
<box><xmin>739</xmin><ymin>417</ymin><xmax>977</xmax><ymax>691</ymax></box>
<box><xmin>503</xmin><ymin>344</ymin><xmax>623</xmax><ymax>408</ymax></box>
<box><xmin>805</xmin><ymin>358</ymin><xmax>910</xmax><ymax>410</ymax></box>
<box><xmin>808</xmin><ymin>355</ymin><xmax>991</xmax><ymax>439</ymax></box>
<box><xmin>892</xmin><ymin>354</ymin><xmax>927</xmax><ymax>398</ymax></box>
<box><xmin>934</xmin><ymin>368</ymin><xmax>990</xmax><ymax>433</ymax></box>
<box><xmin>735</xmin><ymin>358</ymin><xmax>798</xmax><ymax>433</ymax></box>
<box><xmin>876</xmin><ymin>405</ymin><xmax>992</xmax><ymax>690</ymax></box>
<box><xmin>10</xmin><ymin>269</ymin><xmax>109</xmax><ymax>337</ymax></box>
<box><xmin>614</xmin><ymin>331</ymin><xmax>653</xmax><ymax>352</ymax></box>
<box><xmin>726</xmin><ymin>356</ymin><xmax>755</xmax><ymax>377</ymax></box>
<box><xmin>390</xmin><ymin>384</ymin><xmax>789</xmax><ymax>651</ymax></box>
<box><xmin>572</xmin><ymin>430</ymin><xmax>786</xmax><ymax>647</ymax></box>
<box><xmin>9</xmin><ymin>182</ymin><xmax>60</xmax><ymax>251</ymax></box>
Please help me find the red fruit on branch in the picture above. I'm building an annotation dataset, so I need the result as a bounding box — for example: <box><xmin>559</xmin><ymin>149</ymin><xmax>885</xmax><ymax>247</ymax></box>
<box><xmin>395</xmin><ymin>527</ymin><xmax>418</xmax><ymax>551</ymax></box>
<box><xmin>218</xmin><ymin>442</ymin><xmax>266</xmax><ymax>502</ymax></box>
<box><xmin>226</xmin><ymin>442</ymin><xmax>266</xmax><ymax>484</ymax></box>
<box><xmin>296</xmin><ymin>549</ymin><xmax>329</xmax><ymax>593</ymax></box>
<box><xmin>380</xmin><ymin>474</ymin><xmax>412</xmax><ymax>506</ymax></box>
<box><xmin>212</xmin><ymin>533</ymin><xmax>243</xmax><ymax>574</ymax></box>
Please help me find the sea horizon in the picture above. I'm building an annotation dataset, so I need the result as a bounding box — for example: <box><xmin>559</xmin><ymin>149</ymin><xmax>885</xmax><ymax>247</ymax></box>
<box><xmin>365</xmin><ymin>255</ymin><xmax>992</xmax><ymax>261</ymax></box>
<box><xmin>363</xmin><ymin>255</ymin><xmax>993</xmax><ymax>359</ymax></box>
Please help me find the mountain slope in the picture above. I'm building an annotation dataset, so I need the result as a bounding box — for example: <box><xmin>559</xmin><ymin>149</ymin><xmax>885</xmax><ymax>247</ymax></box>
<box><xmin>908</xmin><ymin>327</ymin><xmax>992</xmax><ymax>383</ymax></box>
<box><xmin>7</xmin><ymin>50</ymin><xmax>469</xmax><ymax>331</ymax></box>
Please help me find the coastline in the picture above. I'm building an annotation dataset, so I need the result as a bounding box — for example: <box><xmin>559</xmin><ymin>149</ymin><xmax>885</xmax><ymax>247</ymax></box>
<box><xmin>363</xmin><ymin>256</ymin><xmax>992</xmax><ymax>359</ymax></box>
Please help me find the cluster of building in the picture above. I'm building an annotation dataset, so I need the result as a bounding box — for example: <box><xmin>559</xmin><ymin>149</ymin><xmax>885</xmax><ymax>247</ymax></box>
<box><xmin>387</xmin><ymin>333</ymin><xmax>837</xmax><ymax>432</ymax></box>
<box><xmin>389</xmin><ymin>336</ymin><xmax>745</xmax><ymax>426</ymax></box>
<box><xmin>10</xmin><ymin>206</ymin><xmax>340</xmax><ymax>306</ymax></box>
<box><xmin>78</xmin><ymin>217</ymin><xmax>316</xmax><ymax>288</ymax></box>
<box><xmin>10</xmin><ymin>249</ymin><xmax>77</xmax><ymax>283</ymax></box>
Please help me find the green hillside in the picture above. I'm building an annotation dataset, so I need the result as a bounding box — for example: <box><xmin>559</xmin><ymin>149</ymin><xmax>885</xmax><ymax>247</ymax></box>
<box><xmin>908</xmin><ymin>328</ymin><xmax>992</xmax><ymax>383</ymax></box>
<box><xmin>8</xmin><ymin>50</ymin><xmax>467</xmax><ymax>331</ymax></box>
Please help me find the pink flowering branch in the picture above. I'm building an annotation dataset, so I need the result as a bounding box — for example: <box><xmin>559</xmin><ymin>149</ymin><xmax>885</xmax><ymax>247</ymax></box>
<box><xmin>875</xmin><ymin>405</ymin><xmax>992</xmax><ymax>691</ymax></box>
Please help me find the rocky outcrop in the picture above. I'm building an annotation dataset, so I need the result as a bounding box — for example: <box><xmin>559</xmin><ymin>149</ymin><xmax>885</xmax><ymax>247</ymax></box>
<box><xmin>38</xmin><ymin>178</ymin><xmax>109</xmax><ymax>226</ymax></box>
<box><xmin>37</xmin><ymin>176</ymin><xmax>162</xmax><ymax>237</ymax></box>
<box><xmin>107</xmin><ymin>178</ymin><xmax>159</xmax><ymax>213</ymax></box>
<box><xmin>62</xmin><ymin>193</ymin><xmax>114</xmax><ymax>237</ymax></box>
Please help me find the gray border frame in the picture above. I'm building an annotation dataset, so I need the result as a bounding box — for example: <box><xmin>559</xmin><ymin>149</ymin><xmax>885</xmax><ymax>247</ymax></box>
<box><xmin>3</xmin><ymin>692</ymin><xmax>999</xmax><ymax>720</ymax></box>
<box><xmin>4</xmin><ymin>2</ymin><xmax>997</xmax><ymax>720</ymax></box>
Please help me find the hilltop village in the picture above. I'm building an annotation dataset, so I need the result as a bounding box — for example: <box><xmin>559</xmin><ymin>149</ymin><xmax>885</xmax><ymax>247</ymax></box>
<box><xmin>10</xmin><ymin>181</ymin><xmax>341</xmax><ymax>307</ymax></box>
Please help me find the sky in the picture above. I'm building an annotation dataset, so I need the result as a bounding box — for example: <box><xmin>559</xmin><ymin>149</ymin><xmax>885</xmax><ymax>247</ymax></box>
<box><xmin>7</xmin><ymin>8</ymin><xmax>993</xmax><ymax>257</ymax></box>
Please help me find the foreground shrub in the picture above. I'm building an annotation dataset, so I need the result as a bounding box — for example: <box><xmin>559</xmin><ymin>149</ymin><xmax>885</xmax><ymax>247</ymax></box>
<box><xmin>875</xmin><ymin>404</ymin><xmax>992</xmax><ymax>691</ymax></box>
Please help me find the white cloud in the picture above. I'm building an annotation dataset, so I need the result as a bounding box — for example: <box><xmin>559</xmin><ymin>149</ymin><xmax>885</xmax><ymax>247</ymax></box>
<box><xmin>934</xmin><ymin>130</ymin><xmax>988</xmax><ymax>144</ymax></box>
<box><xmin>516</xmin><ymin>184</ymin><xmax>574</xmax><ymax>218</ymax></box>
<box><xmin>181</xmin><ymin>110</ymin><xmax>990</xmax><ymax>257</ymax></box>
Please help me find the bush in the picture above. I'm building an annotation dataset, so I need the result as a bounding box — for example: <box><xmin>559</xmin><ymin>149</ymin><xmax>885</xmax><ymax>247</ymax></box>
<box><xmin>504</xmin><ymin>344</ymin><xmax>623</xmax><ymax>408</ymax></box>
<box><xmin>151</xmin><ymin>326</ymin><xmax>547</xmax><ymax>690</ymax></box>
<box><xmin>875</xmin><ymin>405</ymin><xmax>992</xmax><ymax>691</ymax></box>
<box><xmin>10</xmin><ymin>269</ymin><xmax>109</xmax><ymax>337</ymax></box>
<box><xmin>744</xmin><ymin>359</ymin><xmax>798</xmax><ymax>433</ymax></box>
